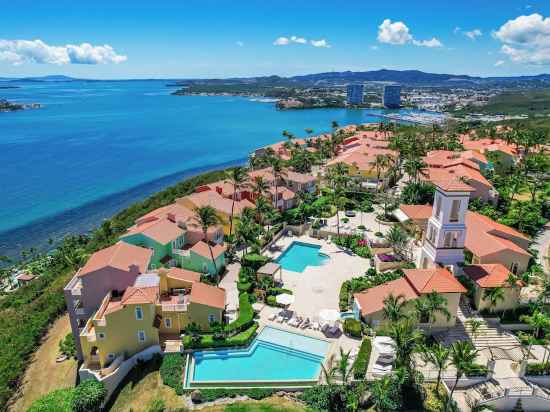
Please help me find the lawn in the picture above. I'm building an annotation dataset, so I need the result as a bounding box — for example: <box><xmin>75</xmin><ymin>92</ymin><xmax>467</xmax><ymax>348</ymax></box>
<box><xmin>201</xmin><ymin>397</ymin><xmax>311</xmax><ymax>412</ymax></box>
<box><xmin>8</xmin><ymin>314</ymin><xmax>77</xmax><ymax>412</ymax></box>
<box><xmin>107</xmin><ymin>360</ymin><xmax>185</xmax><ymax>412</ymax></box>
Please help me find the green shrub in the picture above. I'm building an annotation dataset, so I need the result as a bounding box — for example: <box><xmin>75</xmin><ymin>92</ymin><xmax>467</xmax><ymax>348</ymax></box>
<box><xmin>527</xmin><ymin>362</ymin><xmax>550</xmax><ymax>376</ymax></box>
<box><xmin>59</xmin><ymin>333</ymin><xmax>77</xmax><ymax>359</ymax></box>
<box><xmin>72</xmin><ymin>379</ymin><xmax>107</xmax><ymax>412</ymax></box>
<box><xmin>301</xmin><ymin>385</ymin><xmax>349</xmax><ymax>411</ymax></box>
<box><xmin>237</xmin><ymin>281</ymin><xmax>252</xmax><ymax>293</ymax></box>
<box><xmin>189</xmin><ymin>387</ymin><xmax>276</xmax><ymax>402</ymax></box>
<box><xmin>465</xmin><ymin>364</ymin><xmax>489</xmax><ymax>377</ymax></box>
<box><xmin>339</xmin><ymin>281</ymin><xmax>352</xmax><ymax>311</ymax></box>
<box><xmin>266</xmin><ymin>295</ymin><xmax>279</xmax><ymax>307</ymax></box>
<box><xmin>28</xmin><ymin>388</ymin><xmax>74</xmax><ymax>412</ymax></box>
<box><xmin>241</xmin><ymin>254</ymin><xmax>269</xmax><ymax>271</ymax></box>
<box><xmin>343</xmin><ymin>318</ymin><xmax>362</xmax><ymax>338</ymax></box>
<box><xmin>160</xmin><ymin>353</ymin><xmax>185</xmax><ymax>395</ymax></box>
<box><xmin>266</xmin><ymin>287</ymin><xmax>293</xmax><ymax>296</ymax></box>
<box><xmin>183</xmin><ymin>323</ymin><xmax>258</xmax><ymax>349</ymax></box>
<box><xmin>226</xmin><ymin>293</ymin><xmax>254</xmax><ymax>333</ymax></box>
<box><xmin>352</xmin><ymin>338</ymin><xmax>372</xmax><ymax>379</ymax></box>
<box><xmin>423</xmin><ymin>383</ymin><xmax>448</xmax><ymax>412</ymax></box>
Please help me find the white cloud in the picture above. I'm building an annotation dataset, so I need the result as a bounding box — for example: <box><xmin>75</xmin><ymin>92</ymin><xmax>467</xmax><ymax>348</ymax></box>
<box><xmin>464</xmin><ymin>29</ymin><xmax>483</xmax><ymax>40</ymax></box>
<box><xmin>377</xmin><ymin>19</ymin><xmax>443</xmax><ymax>48</ymax></box>
<box><xmin>236</xmin><ymin>41</ymin><xmax>244</xmax><ymax>47</ymax></box>
<box><xmin>412</xmin><ymin>38</ymin><xmax>443</xmax><ymax>48</ymax></box>
<box><xmin>453</xmin><ymin>26</ymin><xmax>461</xmax><ymax>35</ymax></box>
<box><xmin>494</xmin><ymin>60</ymin><xmax>505</xmax><ymax>66</ymax></box>
<box><xmin>273</xmin><ymin>37</ymin><xmax>290</xmax><ymax>46</ymax></box>
<box><xmin>0</xmin><ymin>39</ymin><xmax>126</xmax><ymax>65</ymax></box>
<box><xmin>290</xmin><ymin>36</ymin><xmax>307</xmax><ymax>44</ymax></box>
<box><xmin>494</xmin><ymin>13</ymin><xmax>550</xmax><ymax>64</ymax></box>
<box><xmin>310</xmin><ymin>39</ymin><xmax>331</xmax><ymax>48</ymax></box>
<box><xmin>377</xmin><ymin>19</ymin><xmax>413</xmax><ymax>45</ymax></box>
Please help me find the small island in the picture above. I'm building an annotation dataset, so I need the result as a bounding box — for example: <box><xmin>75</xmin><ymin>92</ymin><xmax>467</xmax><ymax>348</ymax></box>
<box><xmin>0</xmin><ymin>98</ymin><xmax>41</xmax><ymax>112</ymax></box>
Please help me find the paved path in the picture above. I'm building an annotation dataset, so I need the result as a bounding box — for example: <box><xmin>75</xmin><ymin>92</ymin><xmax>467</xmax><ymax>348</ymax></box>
<box><xmin>533</xmin><ymin>223</ymin><xmax>550</xmax><ymax>275</ymax></box>
<box><xmin>220</xmin><ymin>262</ymin><xmax>240</xmax><ymax>312</ymax></box>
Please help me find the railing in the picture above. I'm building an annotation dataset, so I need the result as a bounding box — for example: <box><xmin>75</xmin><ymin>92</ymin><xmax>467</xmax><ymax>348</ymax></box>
<box><xmin>162</xmin><ymin>303</ymin><xmax>188</xmax><ymax>312</ymax></box>
<box><xmin>172</xmin><ymin>248</ymin><xmax>190</xmax><ymax>257</ymax></box>
<box><xmin>95</xmin><ymin>318</ymin><xmax>106</xmax><ymax>327</ymax></box>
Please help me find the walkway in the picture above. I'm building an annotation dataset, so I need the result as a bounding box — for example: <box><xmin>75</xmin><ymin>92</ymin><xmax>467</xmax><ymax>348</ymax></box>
<box><xmin>220</xmin><ymin>262</ymin><xmax>240</xmax><ymax>320</ymax></box>
<box><xmin>533</xmin><ymin>223</ymin><xmax>550</xmax><ymax>275</ymax></box>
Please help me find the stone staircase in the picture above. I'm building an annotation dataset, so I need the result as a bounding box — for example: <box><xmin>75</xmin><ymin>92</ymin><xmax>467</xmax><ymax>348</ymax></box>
<box><xmin>465</xmin><ymin>378</ymin><xmax>550</xmax><ymax>409</ymax></box>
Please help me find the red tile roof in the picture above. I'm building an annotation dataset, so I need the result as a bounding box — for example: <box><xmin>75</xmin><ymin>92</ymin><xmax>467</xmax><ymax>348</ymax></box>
<box><xmin>165</xmin><ymin>267</ymin><xmax>201</xmax><ymax>283</ymax></box>
<box><xmin>399</xmin><ymin>204</ymin><xmax>433</xmax><ymax>221</ymax></box>
<box><xmin>124</xmin><ymin>217</ymin><xmax>185</xmax><ymax>245</ymax></box>
<box><xmin>404</xmin><ymin>268</ymin><xmax>467</xmax><ymax>294</ymax></box>
<box><xmin>190</xmin><ymin>241</ymin><xmax>226</xmax><ymax>259</ymax></box>
<box><xmin>78</xmin><ymin>242</ymin><xmax>152</xmax><ymax>277</ymax></box>
<box><xmin>353</xmin><ymin>277</ymin><xmax>418</xmax><ymax>316</ymax></box>
<box><xmin>121</xmin><ymin>286</ymin><xmax>159</xmax><ymax>305</ymax></box>
<box><xmin>431</xmin><ymin>178</ymin><xmax>475</xmax><ymax>192</ymax></box>
<box><xmin>463</xmin><ymin>264</ymin><xmax>523</xmax><ymax>288</ymax></box>
<box><xmin>190</xmin><ymin>282</ymin><xmax>226</xmax><ymax>309</ymax></box>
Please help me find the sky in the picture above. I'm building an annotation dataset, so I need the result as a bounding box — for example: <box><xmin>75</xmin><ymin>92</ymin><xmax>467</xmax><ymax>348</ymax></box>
<box><xmin>1</xmin><ymin>0</ymin><xmax>550</xmax><ymax>79</ymax></box>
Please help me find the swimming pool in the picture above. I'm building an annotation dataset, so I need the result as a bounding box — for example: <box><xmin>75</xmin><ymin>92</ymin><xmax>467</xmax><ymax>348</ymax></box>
<box><xmin>189</xmin><ymin>326</ymin><xmax>329</xmax><ymax>385</ymax></box>
<box><xmin>275</xmin><ymin>241</ymin><xmax>329</xmax><ymax>272</ymax></box>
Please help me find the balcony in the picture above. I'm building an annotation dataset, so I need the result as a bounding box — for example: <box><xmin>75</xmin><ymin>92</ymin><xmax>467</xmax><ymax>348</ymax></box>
<box><xmin>172</xmin><ymin>248</ymin><xmax>190</xmax><ymax>257</ymax></box>
<box><xmin>65</xmin><ymin>273</ymin><xmax>83</xmax><ymax>297</ymax></box>
<box><xmin>160</xmin><ymin>293</ymin><xmax>189</xmax><ymax>312</ymax></box>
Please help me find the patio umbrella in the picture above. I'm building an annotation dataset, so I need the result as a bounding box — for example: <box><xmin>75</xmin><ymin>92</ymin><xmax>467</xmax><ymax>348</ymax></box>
<box><xmin>319</xmin><ymin>309</ymin><xmax>340</xmax><ymax>325</ymax></box>
<box><xmin>276</xmin><ymin>293</ymin><xmax>295</xmax><ymax>306</ymax></box>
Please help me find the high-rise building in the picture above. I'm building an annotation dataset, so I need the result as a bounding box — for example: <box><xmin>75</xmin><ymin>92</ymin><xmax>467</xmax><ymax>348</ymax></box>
<box><xmin>346</xmin><ymin>84</ymin><xmax>364</xmax><ymax>105</ymax></box>
<box><xmin>383</xmin><ymin>85</ymin><xmax>401</xmax><ymax>108</ymax></box>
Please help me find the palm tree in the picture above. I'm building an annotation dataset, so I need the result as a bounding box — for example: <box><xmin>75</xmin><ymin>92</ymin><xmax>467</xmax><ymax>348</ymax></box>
<box><xmin>388</xmin><ymin>318</ymin><xmax>424</xmax><ymax>381</ymax></box>
<box><xmin>193</xmin><ymin>206</ymin><xmax>223</xmax><ymax>281</ymax></box>
<box><xmin>250</xmin><ymin>175</ymin><xmax>270</xmax><ymax>199</ymax></box>
<box><xmin>225</xmin><ymin>167</ymin><xmax>249</xmax><ymax>236</ymax></box>
<box><xmin>447</xmin><ymin>341</ymin><xmax>478</xmax><ymax>411</ymax></box>
<box><xmin>484</xmin><ymin>287</ymin><xmax>505</xmax><ymax>313</ymax></box>
<box><xmin>466</xmin><ymin>319</ymin><xmax>484</xmax><ymax>342</ymax></box>
<box><xmin>425</xmin><ymin>291</ymin><xmax>451</xmax><ymax>324</ymax></box>
<box><xmin>404</xmin><ymin>157</ymin><xmax>427</xmax><ymax>183</ymax></box>
<box><xmin>370</xmin><ymin>154</ymin><xmax>392</xmax><ymax>192</ymax></box>
<box><xmin>320</xmin><ymin>353</ymin><xmax>337</xmax><ymax>385</ymax></box>
<box><xmin>269</xmin><ymin>157</ymin><xmax>287</xmax><ymax>210</ymax></box>
<box><xmin>336</xmin><ymin>347</ymin><xmax>352</xmax><ymax>386</ymax></box>
<box><xmin>384</xmin><ymin>225</ymin><xmax>408</xmax><ymax>259</ymax></box>
<box><xmin>420</xmin><ymin>343</ymin><xmax>450</xmax><ymax>392</ymax></box>
<box><xmin>383</xmin><ymin>293</ymin><xmax>407</xmax><ymax>323</ymax></box>
<box><xmin>370</xmin><ymin>373</ymin><xmax>402</xmax><ymax>412</ymax></box>
<box><xmin>327</xmin><ymin>186</ymin><xmax>348</xmax><ymax>236</ymax></box>
<box><xmin>254</xmin><ymin>195</ymin><xmax>273</xmax><ymax>231</ymax></box>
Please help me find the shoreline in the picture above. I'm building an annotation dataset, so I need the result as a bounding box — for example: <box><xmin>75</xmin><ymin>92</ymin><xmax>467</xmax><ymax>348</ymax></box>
<box><xmin>0</xmin><ymin>157</ymin><xmax>247</xmax><ymax>258</ymax></box>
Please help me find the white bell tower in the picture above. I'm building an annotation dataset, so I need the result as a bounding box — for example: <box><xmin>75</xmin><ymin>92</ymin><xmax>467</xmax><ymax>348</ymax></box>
<box><xmin>419</xmin><ymin>180</ymin><xmax>473</xmax><ymax>275</ymax></box>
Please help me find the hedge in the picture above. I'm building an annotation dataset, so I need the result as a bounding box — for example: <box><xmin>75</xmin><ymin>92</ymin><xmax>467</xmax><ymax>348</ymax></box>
<box><xmin>72</xmin><ymin>379</ymin><xmax>107</xmax><ymax>412</ymax></box>
<box><xmin>186</xmin><ymin>387</ymin><xmax>276</xmax><ymax>402</ymax></box>
<box><xmin>343</xmin><ymin>318</ymin><xmax>362</xmax><ymax>338</ymax></box>
<box><xmin>183</xmin><ymin>323</ymin><xmax>258</xmax><ymax>349</ymax></box>
<box><xmin>266</xmin><ymin>287</ymin><xmax>293</xmax><ymax>296</ymax></box>
<box><xmin>527</xmin><ymin>362</ymin><xmax>550</xmax><ymax>376</ymax></box>
<box><xmin>241</xmin><ymin>254</ymin><xmax>270</xmax><ymax>271</ymax></box>
<box><xmin>160</xmin><ymin>353</ymin><xmax>185</xmax><ymax>395</ymax></box>
<box><xmin>225</xmin><ymin>293</ymin><xmax>254</xmax><ymax>333</ymax></box>
<box><xmin>352</xmin><ymin>338</ymin><xmax>372</xmax><ymax>379</ymax></box>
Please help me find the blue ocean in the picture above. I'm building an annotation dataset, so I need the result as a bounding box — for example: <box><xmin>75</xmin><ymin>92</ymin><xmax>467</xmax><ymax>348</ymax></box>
<box><xmin>0</xmin><ymin>80</ymin><xmax>418</xmax><ymax>256</ymax></box>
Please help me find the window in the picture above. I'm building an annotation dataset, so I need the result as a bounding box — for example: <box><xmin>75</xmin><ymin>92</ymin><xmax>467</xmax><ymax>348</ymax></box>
<box><xmin>98</xmin><ymin>332</ymin><xmax>105</xmax><ymax>340</ymax></box>
<box><xmin>135</xmin><ymin>306</ymin><xmax>143</xmax><ymax>320</ymax></box>
<box><xmin>428</xmin><ymin>225</ymin><xmax>436</xmax><ymax>244</ymax></box>
<box><xmin>165</xmin><ymin>318</ymin><xmax>172</xmax><ymax>328</ymax></box>
<box><xmin>510</xmin><ymin>262</ymin><xmax>519</xmax><ymax>275</ymax></box>
<box><xmin>208</xmin><ymin>314</ymin><xmax>216</xmax><ymax>324</ymax></box>
<box><xmin>434</xmin><ymin>196</ymin><xmax>441</xmax><ymax>219</ymax></box>
<box><xmin>137</xmin><ymin>330</ymin><xmax>146</xmax><ymax>342</ymax></box>
<box><xmin>444</xmin><ymin>231</ymin><xmax>459</xmax><ymax>248</ymax></box>
<box><xmin>450</xmin><ymin>199</ymin><xmax>461</xmax><ymax>222</ymax></box>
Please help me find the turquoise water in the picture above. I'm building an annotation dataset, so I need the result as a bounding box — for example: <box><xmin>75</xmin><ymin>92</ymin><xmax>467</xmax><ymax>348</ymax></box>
<box><xmin>276</xmin><ymin>241</ymin><xmax>329</xmax><ymax>272</ymax></box>
<box><xmin>191</xmin><ymin>326</ymin><xmax>328</xmax><ymax>383</ymax></box>
<box><xmin>0</xmin><ymin>80</ymin><xmax>426</xmax><ymax>256</ymax></box>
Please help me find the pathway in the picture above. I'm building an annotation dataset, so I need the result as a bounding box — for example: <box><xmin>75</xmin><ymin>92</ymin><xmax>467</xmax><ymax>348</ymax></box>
<box><xmin>533</xmin><ymin>223</ymin><xmax>550</xmax><ymax>275</ymax></box>
<box><xmin>220</xmin><ymin>262</ymin><xmax>240</xmax><ymax>320</ymax></box>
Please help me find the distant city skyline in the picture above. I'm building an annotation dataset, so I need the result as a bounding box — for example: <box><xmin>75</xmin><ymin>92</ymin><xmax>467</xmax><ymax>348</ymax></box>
<box><xmin>1</xmin><ymin>0</ymin><xmax>550</xmax><ymax>79</ymax></box>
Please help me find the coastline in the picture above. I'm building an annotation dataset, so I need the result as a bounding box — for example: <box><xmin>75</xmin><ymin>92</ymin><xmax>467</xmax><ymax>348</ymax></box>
<box><xmin>0</xmin><ymin>157</ymin><xmax>247</xmax><ymax>259</ymax></box>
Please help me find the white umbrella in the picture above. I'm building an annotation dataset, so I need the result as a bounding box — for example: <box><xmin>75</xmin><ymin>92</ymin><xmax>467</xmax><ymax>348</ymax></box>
<box><xmin>319</xmin><ymin>309</ymin><xmax>340</xmax><ymax>325</ymax></box>
<box><xmin>276</xmin><ymin>293</ymin><xmax>295</xmax><ymax>306</ymax></box>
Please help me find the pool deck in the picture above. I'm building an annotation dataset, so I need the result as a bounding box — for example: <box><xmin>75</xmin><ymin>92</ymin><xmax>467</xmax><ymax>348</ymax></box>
<box><xmin>264</xmin><ymin>234</ymin><xmax>371</xmax><ymax>320</ymax></box>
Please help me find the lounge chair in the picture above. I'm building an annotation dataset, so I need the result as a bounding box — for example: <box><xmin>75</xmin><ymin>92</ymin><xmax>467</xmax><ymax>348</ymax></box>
<box><xmin>312</xmin><ymin>321</ymin><xmax>320</xmax><ymax>331</ymax></box>
<box><xmin>288</xmin><ymin>317</ymin><xmax>299</xmax><ymax>327</ymax></box>
<box><xmin>276</xmin><ymin>315</ymin><xmax>285</xmax><ymax>323</ymax></box>
<box><xmin>267</xmin><ymin>313</ymin><xmax>277</xmax><ymax>321</ymax></box>
<box><xmin>300</xmin><ymin>318</ymin><xmax>311</xmax><ymax>329</ymax></box>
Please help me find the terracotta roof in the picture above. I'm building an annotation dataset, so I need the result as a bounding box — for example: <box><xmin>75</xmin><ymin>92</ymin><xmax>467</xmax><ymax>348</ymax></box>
<box><xmin>190</xmin><ymin>241</ymin><xmax>226</xmax><ymax>259</ymax></box>
<box><xmin>465</xmin><ymin>211</ymin><xmax>531</xmax><ymax>258</ymax></box>
<box><xmin>78</xmin><ymin>242</ymin><xmax>152</xmax><ymax>277</ymax></box>
<box><xmin>121</xmin><ymin>286</ymin><xmax>159</xmax><ymax>305</ymax></box>
<box><xmin>124</xmin><ymin>217</ymin><xmax>184</xmax><ymax>245</ymax></box>
<box><xmin>404</xmin><ymin>268</ymin><xmax>467</xmax><ymax>294</ymax></box>
<box><xmin>183</xmin><ymin>190</ymin><xmax>254</xmax><ymax>216</ymax></box>
<box><xmin>424</xmin><ymin>150</ymin><xmax>489</xmax><ymax>169</ymax></box>
<box><xmin>462</xmin><ymin>138</ymin><xmax>518</xmax><ymax>157</ymax></box>
<box><xmin>431</xmin><ymin>178</ymin><xmax>475</xmax><ymax>192</ymax></box>
<box><xmin>463</xmin><ymin>264</ymin><xmax>523</xmax><ymax>288</ymax></box>
<box><xmin>399</xmin><ymin>204</ymin><xmax>433</xmax><ymax>220</ymax></box>
<box><xmin>353</xmin><ymin>277</ymin><xmax>418</xmax><ymax>316</ymax></box>
<box><xmin>285</xmin><ymin>170</ymin><xmax>316</xmax><ymax>184</ymax></box>
<box><xmin>422</xmin><ymin>166</ymin><xmax>492</xmax><ymax>192</ymax></box>
<box><xmin>165</xmin><ymin>267</ymin><xmax>201</xmax><ymax>283</ymax></box>
<box><xmin>16</xmin><ymin>273</ymin><xmax>35</xmax><ymax>282</ymax></box>
<box><xmin>190</xmin><ymin>282</ymin><xmax>226</xmax><ymax>309</ymax></box>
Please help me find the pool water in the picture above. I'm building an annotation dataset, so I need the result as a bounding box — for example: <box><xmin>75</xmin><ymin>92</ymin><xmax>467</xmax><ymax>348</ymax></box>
<box><xmin>191</xmin><ymin>326</ymin><xmax>329</xmax><ymax>383</ymax></box>
<box><xmin>275</xmin><ymin>241</ymin><xmax>329</xmax><ymax>272</ymax></box>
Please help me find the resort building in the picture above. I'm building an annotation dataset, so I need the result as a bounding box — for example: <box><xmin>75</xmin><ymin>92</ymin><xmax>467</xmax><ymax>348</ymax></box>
<box><xmin>421</xmin><ymin>150</ymin><xmax>498</xmax><ymax>204</ymax></box>
<box><xmin>78</xmin><ymin>269</ymin><xmax>225</xmax><ymax>374</ymax></box>
<box><xmin>346</xmin><ymin>84</ymin><xmax>364</xmax><ymax>105</ymax></box>
<box><xmin>460</xmin><ymin>136</ymin><xmax>519</xmax><ymax>173</ymax></box>
<box><xmin>119</xmin><ymin>202</ymin><xmax>226</xmax><ymax>274</ymax></box>
<box><xmin>383</xmin><ymin>84</ymin><xmax>401</xmax><ymax>108</ymax></box>
<box><xmin>353</xmin><ymin>267</ymin><xmax>466</xmax><ymax>329</ymax></box>
<box><xmin>64</xmin><ymin>241</ymin><xmax>153</xmax><ymax>360</ymax></box>
<box><xmin>463</xmin><ymin>264</ymin><xmax>524</xmax><ymax>312</ymax></box>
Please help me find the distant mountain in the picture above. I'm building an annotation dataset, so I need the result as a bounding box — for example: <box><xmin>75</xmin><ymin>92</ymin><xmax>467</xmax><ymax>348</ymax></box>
<box><xmin>17</xmin><ymin>75</ymin><xmax>78</xmax><ymax>82</ymax></box>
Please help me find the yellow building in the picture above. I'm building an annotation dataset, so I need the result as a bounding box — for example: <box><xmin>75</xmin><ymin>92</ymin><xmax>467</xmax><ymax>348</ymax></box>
<box><xmin>353</xmin><ymin>268</ymin><xmax>466</xmax><ymax>330</ymax></box>
<box><xmin>79</xmin><ymin>268</ymin><xmax>225</xmax><ymax>372</ymax></box>
<box><xmin>463</xmin><ymin>264</ymin><xmax>523</xmax><ymax>312</ymax></box>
